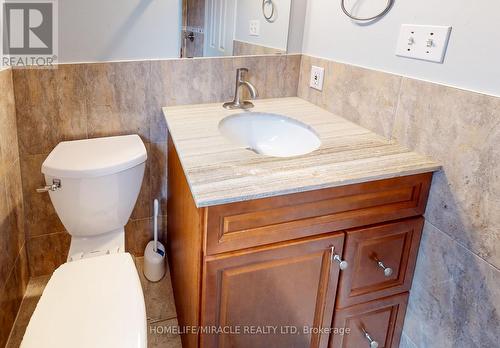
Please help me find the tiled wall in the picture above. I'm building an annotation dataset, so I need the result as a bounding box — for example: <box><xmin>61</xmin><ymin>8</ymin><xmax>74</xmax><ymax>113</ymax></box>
<box><xmin>298</xmin><ymin>55</ymin><xmax>500</xmax><ymax>347</ymax></box>
<box><xmin>0</xmin><ymin>69</ymin><xmax>29</xmax><ymax>346</ymax></box>
<box><xmin>12</xmin><ymin>54</ymin><xmax>301</xmax><ymax>277</ymax></box>
<box><xmin>233</xmin><ymin>40</ymin><xmax>285</xmax><ymax>56</ymax></box>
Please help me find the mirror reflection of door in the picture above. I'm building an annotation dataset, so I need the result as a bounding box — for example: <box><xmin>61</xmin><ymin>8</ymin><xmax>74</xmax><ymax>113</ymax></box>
<box><xmin>180</xmin><ymin>0</ymin><xmax>294</xmax><ymax>58</ymax></box>
<box><xmin>204</xmin><ymin>0</ymin><xmax>237</xmax><ymax>57</ymax></box>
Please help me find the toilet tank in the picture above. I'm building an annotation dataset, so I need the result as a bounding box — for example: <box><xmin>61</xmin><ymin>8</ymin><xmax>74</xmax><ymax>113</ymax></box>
<box><xmin>41</xmin><ymin>135</ymin><xmax>147</xmax><ymax>238</ymax></box>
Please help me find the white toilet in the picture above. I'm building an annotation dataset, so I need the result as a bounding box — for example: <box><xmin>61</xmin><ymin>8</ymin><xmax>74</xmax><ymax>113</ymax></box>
<box><xmin>22</xmin><ymin>135</ymin><xmax>148</xmax><ymax>348</ymax></box>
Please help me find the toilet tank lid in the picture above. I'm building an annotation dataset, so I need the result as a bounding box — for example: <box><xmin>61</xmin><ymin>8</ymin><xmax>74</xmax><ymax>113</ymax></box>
<box><xmin>21</xmin><ymin>253</ymin><xmax>147</xmax><ymax>348</ymax></box>
<box><xmin>42</xmin><ymin>135</ymin><xmax>147</xmax><ymax>178</ymax></box>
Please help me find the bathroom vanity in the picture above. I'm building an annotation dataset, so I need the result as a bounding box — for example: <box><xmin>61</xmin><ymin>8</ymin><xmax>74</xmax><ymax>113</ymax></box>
<box><xmin>164</xmin><ymin>98</ymin><xmax>439</xmax><ymax>348</ymax></box>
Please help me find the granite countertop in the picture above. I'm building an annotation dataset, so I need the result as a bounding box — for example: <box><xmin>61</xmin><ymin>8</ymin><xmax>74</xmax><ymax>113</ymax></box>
<box><xmin>163</xmin><ymin>97</ymin><xmax>440</xmax><ymax>207</ymax></box>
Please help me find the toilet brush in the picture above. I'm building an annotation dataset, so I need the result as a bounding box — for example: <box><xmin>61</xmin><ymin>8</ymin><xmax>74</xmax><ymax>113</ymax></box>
<box><xmin>143</xmin><ymin>199</ymin><xmax>166</xmax><ymax>282</ymax></box>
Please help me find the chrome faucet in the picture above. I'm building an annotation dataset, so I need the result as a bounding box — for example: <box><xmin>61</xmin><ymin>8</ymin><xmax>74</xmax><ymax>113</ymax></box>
<box><xmin>223</xmin><ymin>68</ymin><xmax>258</xmax><ymax>109</ymax></box>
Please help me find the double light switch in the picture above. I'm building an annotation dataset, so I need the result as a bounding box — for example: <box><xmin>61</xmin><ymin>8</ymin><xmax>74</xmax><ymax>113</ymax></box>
<box><xmin>396</xmin><ymin>24</ymin><xmax>452</xmax><ymax>63</ymax></box>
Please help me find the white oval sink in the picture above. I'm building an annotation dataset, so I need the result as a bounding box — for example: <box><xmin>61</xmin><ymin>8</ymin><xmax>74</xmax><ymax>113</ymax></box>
<box><xmin>218</xmin><ymin>112</ymin><xmax>321</xmax><ymax>157</ymax></box>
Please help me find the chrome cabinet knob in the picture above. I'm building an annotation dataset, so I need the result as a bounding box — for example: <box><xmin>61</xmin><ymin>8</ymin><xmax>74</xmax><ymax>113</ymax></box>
<box><xmin>376</xmin><ymin>260</ymin><xmax>393</xmax><ymax>277</ymax></box>
<box><xmin>330</xmin><ymin>246</ymin><xmax>348</xmax><ymax>270</ymax></box>
<box><xmin>362</xmin><ymin>328</ymin><xmax>379</xmax><ymax>348</ymax></box>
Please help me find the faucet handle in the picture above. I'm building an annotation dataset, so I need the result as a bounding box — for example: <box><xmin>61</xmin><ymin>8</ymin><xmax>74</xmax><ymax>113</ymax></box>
<box><xmin>236</xmin><ymin>67</ymin><xmax>249</xmax><ymax>80</ymax></box>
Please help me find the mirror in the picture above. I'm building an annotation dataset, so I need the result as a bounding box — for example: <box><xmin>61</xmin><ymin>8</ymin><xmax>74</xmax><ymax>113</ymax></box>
<box><xmin>181</xmin><ymin>0</ymin><xmax>302</xmax><ymax>58</ymax></box>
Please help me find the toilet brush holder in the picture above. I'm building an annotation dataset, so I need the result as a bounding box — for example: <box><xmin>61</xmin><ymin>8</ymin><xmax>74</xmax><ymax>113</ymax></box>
<box><xmin>144</xmin><ymin>240</ymin><xmax>166</xmax><ymax>282</ymax></box>
<box><xmin>144</xmin><ymin>199</ymin><xmax>166</xmax><ymax>282</ymax></box>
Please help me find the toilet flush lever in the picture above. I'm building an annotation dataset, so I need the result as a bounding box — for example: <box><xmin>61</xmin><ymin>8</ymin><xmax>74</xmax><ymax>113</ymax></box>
<box><xmin>36</xmin><ymin>179</ymin><xmax>61</xmax><ymax>193</ymax></box>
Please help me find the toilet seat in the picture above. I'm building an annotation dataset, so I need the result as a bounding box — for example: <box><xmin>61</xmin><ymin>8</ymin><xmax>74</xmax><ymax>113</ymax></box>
<box><xmin>21</xmin><ymin>253</ymin><xmax>147</xmax><ymax>348</ymax></box>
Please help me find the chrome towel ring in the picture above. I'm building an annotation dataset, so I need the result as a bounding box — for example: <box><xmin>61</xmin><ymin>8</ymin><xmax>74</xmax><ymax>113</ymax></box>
<box><xmin>341</xmin><ymin>0</ymin><xmax>394</xmax><ymax>21</ymax></box>
<box><xmin>262</xmin><ymin>0</ymin><xmax>276</xmax><ymax>23</ymax></box>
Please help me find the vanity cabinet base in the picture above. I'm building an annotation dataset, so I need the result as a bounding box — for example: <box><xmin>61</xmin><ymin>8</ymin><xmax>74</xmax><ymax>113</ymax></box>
<box><xmin>167</xmin><ymin>138</ymin><xmax>431</xmax><ymax>348</ymax></box>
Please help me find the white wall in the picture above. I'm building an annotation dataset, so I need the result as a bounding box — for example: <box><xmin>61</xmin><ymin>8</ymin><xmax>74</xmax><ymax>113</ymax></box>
<box><xmin>58</xmin><ymin>0</ymin><xmax>180</xmax><ymax>63</ymax></box>
<box><xmin>302</xmin><ymin>0</ymin><xmax>500</xmax><ymax>96</ymax></box>
<box><xmin>287</xmin><ymin>0</ymin><xmax>307</xmax><ymax>54</ymax></box>
<box><xmin>234</xmin><ymin>0</ymin><xmax>291</xmax><ymax>50</ymax></box>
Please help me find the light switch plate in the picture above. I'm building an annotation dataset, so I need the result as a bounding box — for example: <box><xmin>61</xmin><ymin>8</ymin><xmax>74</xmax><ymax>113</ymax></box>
<box><xmin>249</xmin><ymin>20</ymin><xmax>260</xmax><ymax>36</ymax></box>
<box><xmin>309</xmin><ymin>66</ymin><xmax>324</xmax><ymax>91</ymax></box>
<box><xmin>396</xmin><ymin>24</ymin><xmax>452</xmax><ymax>63</ymax></box>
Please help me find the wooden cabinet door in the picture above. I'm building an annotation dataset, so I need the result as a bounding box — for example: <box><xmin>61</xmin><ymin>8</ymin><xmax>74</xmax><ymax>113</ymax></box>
<box><xmin>201</xmin><ymin>233</ymin><xmax>345</xmax><ymax>348</ymax></box>
<box><xmin>336</xmin><ymin>218</ymin><xmax>423</xmax><ymax>308</ymax></box>
<box><xmin>329</xmin><ymin>293</ymin><xmax>408</xmax><ymax>348</ymax></box>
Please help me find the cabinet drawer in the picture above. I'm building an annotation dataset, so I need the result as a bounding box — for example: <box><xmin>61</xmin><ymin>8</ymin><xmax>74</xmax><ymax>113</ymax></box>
<box><xmin>330</xmin><ymin>293</ymin><xmax>408</xmax><ymax>348</ymax></box>
<box><xmin>336</xmin><ymin>218</ymin><xmax>423</xmax><ymax>308</ymax></box>
<box><xmin>205</xmin><ymin>174</ymin><xmax>431</xmax><ymax>255</ymax></box>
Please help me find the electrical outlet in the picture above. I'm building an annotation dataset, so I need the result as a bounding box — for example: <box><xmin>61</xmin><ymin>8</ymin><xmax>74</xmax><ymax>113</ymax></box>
<box><xmin>396</xmin><ymin>24</ymin><xmax>452</xmax><ymax>63</ymax></box>
<box><xmin>309</xmin><ymin>66</ymin><xmax>324</xmax><ymax>91</ymax></box>
<box><xmin>249</xmin><ymin>20</ymin><xmax>260</xmax><ymax>36</ymax></box>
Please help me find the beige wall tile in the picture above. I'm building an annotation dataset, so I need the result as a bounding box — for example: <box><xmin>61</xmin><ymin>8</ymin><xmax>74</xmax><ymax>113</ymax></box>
<box><xmin>393</xmin><ymin>78</ymin><xmax>500</xmax><ymax>269</ymax></box>
<box><xmin>0</xmin><ymin>161</ymin><xmax>26</xmax><ymax>284</ymax></box>
<box><xmin>298</xmin><ymin>55</ymin><xmax>401</xmax><ymax>138</ymax></box>
<box><xmin>264</xmin><ymin>54</ymin><xmax>301</xmax><ymax>98</ymax></box>
<box><xmin>158</xmin><ymin>59</ymin><xmax>205</xmax><ymax>106</ymax></box>
<box><xmin>207</xmin><ymin>56</ymin><xmax>237</xmax><ymax>102</ymax></box>
<box><xmin>149</xmin><ymin>57</ymin><xmax>231</xmax><ymax>141</ymax></box>
<box><xmin>0</xmin><ymin>69</ymin><xmax>19</xmax><ymax>170</ymax></box>
<box><xmin>0</xmin><ymin>246</ymin><xmax>29</xmax><ymax>347</ymax></box>
<box><xmin>5</xmin><ymin>161</ymin><xmax>25</xmax><ymax>249</ymax></box>
<box><xmin>232</xmin><ymin>40</ymin><xmax>285</xmax><ymax>56</ymax></box>
<box><xmin>13</xmin><ymin>68</ymin><xmax>87</xmax><ymax>156</ymax></box>
<box><xmin>297</xmin><ymin>54</ymin><xmax>311</xmax><ymax>102</ymax></box>
<box><xmin>0</xmin><ymin>68</ymin><xmax>27</xmax><ymax>346</ymax></box>
<box><xmin>231</xmin><ymin>55</ymin><xmax>269</xmax><ymax>98</ymax></box>
<box><xmin>150</xmin><ymin>142</ymin><xmax>168</xmax><ymax>216</ymax></box>
<box><xmin>5</xmin><ymin>275</ymin><xmax>49</xmax><ymax>348</ymax></box>
<box><xmin>0</xmin><ymin>177</ymin><xmax>13</xmax><ymax>286</ymax></box>
<box><xmin>27</xmin><ymin>232</ymin><xmax>70</xmax><ymax>277</ymax></box>
<box><xmin>84</xmin><ymin>61</ymin><xmax>150</xmax><ymax>141</ymax></box>
<box><xmin>20</xmin><ymin>154</ymin><xmax>65</xmax><ymax>237</ymax></box>
<box><xmin>403</xmin><ymin>222</ymin><xmax>500</xmax><ymax>347</ymax></box>
<box><xmin>125</xmin><ymin>216</ymin><xmax>166</xmax><ymax>257</ymax></box>
<box><xmin>146</xmin><ymin>63</ymin><xmax>169</xmax><ymax>143</ymax></box>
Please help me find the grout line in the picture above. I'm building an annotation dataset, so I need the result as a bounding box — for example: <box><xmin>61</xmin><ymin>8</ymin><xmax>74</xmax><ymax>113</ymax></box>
<box><xmin>425</xmin><ymin>220</ymin><xmax>500</xmax><ymax>272</ymax></box>
<box><xmin>46</xmin><ymin>54</ymin><xmax>302</xmax><ymax>67</ymax></box>
<box><xmin>3</xmin><ymin>243</ymin><xmax>29</xmax><ymax>346</ymax></box>
<box><xmin>30</xmin><ymin>230</ymin><xmax>68</xmax><ymax>239</ymax></box>
<box><xmin>129</xmin><ymin>215</ymin><xmax>167</xmax><ymax>223</ymax></box>
<box><xmin>0</xmin><ymin>241</ymin><xmax>26</xmax><ymax>298</ymax></box>
<box><xmin>400</xmin><ymin>331</ymin><xmax>419</xmax><ymax>348</ymax></box>
<box><xmin>390</xmin><ymin>76</ymin><xmax>404</xmax><ymax>141</ymax></box>
<box><xmin>295</xmin><ymin>55</ymin><xmax>304</xmax><ymax>97</ymax></box>
<box><xmin>0</xmin><ymin>174</ymin><xmax>20</xmax><ymax>296</ymax></box>
<box><xmin>148</xmin><ymin>315</ymin><xmax>178</xmax><ymax>324</ymax></box>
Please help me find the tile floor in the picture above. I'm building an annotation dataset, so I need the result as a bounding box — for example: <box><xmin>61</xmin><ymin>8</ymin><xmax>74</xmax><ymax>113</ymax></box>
<box><xmin>5</xmin><ymin>257</ymin><xmax>182</xmax><ymax>348</ymax></box>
